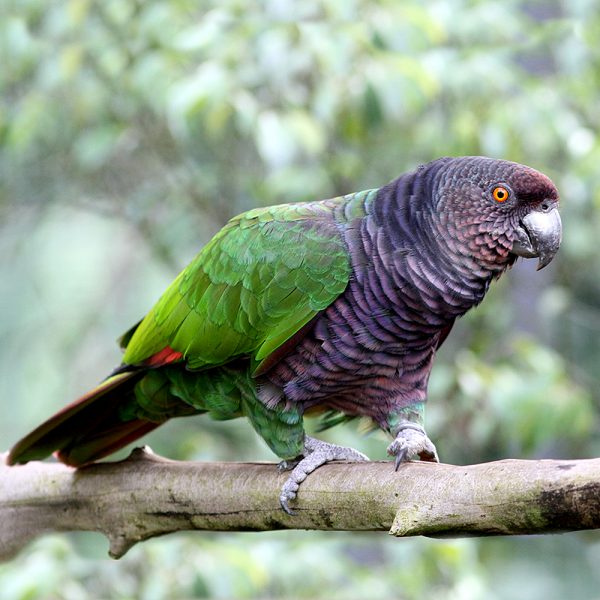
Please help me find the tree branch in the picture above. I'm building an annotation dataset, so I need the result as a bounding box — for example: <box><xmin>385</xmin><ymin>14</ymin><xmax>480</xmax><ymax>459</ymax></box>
<box><xmin>2</xmin><ymin>447</ymin><xmax>599</xmax><ymax>561</ymax></box>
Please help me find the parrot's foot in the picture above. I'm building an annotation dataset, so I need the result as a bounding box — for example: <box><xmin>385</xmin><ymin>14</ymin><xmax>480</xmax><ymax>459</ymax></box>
<box><xmin>279</xmin><ymin>436</ymin><xmax>369</xmax><ymax>515</ymax></box>
<box><xmin>387</xmin><ymin>423</ymin><xmax>439</xmax><ymax>469</ymax></box>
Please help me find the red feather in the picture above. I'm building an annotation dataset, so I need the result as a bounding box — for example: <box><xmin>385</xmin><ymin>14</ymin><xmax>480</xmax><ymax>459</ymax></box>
<box><xmin>144</xmin><ymin>346</ymin><xmax>183</xmax><ymax>367</ymax></box>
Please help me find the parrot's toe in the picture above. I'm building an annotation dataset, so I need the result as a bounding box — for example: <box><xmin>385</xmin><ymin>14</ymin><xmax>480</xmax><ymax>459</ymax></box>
<box><xmin>279</xmin><ymin>435</ymin><xmax>369</xmax><ymax>514</ymax></box>
<box><xmin>387</xmin><ymin>423</ymin><xmax>439</xmax><ymax>470</ymax></box>
<box><xmin>277</xmin><ymin>458</ymin><xmax>301</xmax><ymax>472</ymax></box>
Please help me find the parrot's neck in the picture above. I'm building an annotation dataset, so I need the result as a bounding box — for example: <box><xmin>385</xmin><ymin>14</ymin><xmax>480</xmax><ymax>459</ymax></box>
<box><xmin>360</xmin><ymin>170</ymin><xmax>509</xmax><ymax>324</ymax></box>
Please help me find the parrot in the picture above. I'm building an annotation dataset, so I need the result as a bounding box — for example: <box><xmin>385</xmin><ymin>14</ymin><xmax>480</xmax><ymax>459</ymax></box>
<box><xmin>7</xmin><ymin>156</ymin><xmax>562</xmax><ymax>514</ymax></box>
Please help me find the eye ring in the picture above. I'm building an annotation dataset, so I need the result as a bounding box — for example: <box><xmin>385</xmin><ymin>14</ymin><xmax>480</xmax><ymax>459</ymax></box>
<box><xmin>492</xmin><ymin>186</ymin><xmax>510</xmax><ymax>203</ymax></box>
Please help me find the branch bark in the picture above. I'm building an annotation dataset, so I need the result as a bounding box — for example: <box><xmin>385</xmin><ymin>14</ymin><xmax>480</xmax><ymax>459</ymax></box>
<box><xmin>2</xmin><ymin>447</ymin><xmax>599</xmax><ymax>561</ymax></box>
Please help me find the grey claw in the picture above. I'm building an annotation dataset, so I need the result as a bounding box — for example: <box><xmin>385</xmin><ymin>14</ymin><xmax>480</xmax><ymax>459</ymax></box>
<box><xmin>279</xmin><ymin>473</ymin><xmax>302</xmax><ymax>514</ymax></box>
<box><xmin>394</xmin><ymin>449</ymin><xmax>409</xmax><ymax>470</ymax></box>
<box><xmin>280</xmin><ymin>495</ymin><xmax>297</xmax><ymax>515</ymax></box>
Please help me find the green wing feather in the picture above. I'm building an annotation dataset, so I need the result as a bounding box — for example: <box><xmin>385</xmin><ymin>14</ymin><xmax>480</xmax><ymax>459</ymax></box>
<box><xmin>122</xmin><ymin>199</ymin><xmax>353</xmax><ymax>373</ymax></box>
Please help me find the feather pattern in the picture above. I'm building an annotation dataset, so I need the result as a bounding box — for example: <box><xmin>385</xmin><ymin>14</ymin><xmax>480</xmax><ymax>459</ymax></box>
<box><xmin>122</xmin><ymin>200</ymin><xmax>353</xmax><ymax>372</ymax></box>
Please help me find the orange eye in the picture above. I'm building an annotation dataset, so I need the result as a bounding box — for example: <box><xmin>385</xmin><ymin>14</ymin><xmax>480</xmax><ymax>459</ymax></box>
<box><xmin>492</xmin><ymin>186</ymin><xmax>510</xmax><ymax>202</ymax></box>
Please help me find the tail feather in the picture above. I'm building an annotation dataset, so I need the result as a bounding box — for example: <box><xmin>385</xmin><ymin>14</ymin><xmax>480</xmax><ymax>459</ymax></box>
<box><xmin>7</xmin><ymin>371</ymin><xmax>157</xmax><ymax>466</ymax></box>
<box><xmin>56</xmin><ymin>419</ymin><xmax>160</xmax><ymax>466</ymax></box>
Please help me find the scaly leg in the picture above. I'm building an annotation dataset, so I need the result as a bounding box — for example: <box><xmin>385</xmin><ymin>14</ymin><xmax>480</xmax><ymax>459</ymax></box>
<box><xmin>279</xmin><ymin>435</ymin><xmax>369</xmax><ymax>514</ymax></box>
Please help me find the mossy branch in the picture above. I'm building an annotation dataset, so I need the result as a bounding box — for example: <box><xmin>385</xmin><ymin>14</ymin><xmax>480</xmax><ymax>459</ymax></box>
<box><xmin>1</xmin><ymin>447</ymin><xmax>599</xmax><ymax>561</ymax></box>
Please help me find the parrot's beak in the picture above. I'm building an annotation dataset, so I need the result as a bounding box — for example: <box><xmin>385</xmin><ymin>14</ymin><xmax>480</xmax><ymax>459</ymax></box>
<box><xmin>511</xmin><ymin>206</ymin><xmax>562</xmax><ymax>270</ymax></box>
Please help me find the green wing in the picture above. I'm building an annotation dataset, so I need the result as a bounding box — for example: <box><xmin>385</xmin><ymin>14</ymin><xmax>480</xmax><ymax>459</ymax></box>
<box><xmin>122</xmin><ymin>199</ymin><xmax>353</xmax><ymax>373</ymax></box>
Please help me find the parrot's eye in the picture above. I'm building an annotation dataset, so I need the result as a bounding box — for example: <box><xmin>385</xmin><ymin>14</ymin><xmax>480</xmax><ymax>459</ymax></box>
<box><xmin>492</xmin><ymin>186</ymin><xmax>510</xmax><ymax>203</ymax></box>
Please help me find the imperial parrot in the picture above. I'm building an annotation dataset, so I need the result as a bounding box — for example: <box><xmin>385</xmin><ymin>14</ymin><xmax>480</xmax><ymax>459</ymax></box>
<box><xmin>7</xmin><ymin>156</ymin><xmax>562</xmax><ymax>513</ymax></box>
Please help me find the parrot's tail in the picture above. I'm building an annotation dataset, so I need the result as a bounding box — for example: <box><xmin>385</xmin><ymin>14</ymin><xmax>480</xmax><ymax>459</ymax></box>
<box><xmin>6</xmin><ymin>371</ymin><xmax>160</xmax><ymax>467</ymax></box>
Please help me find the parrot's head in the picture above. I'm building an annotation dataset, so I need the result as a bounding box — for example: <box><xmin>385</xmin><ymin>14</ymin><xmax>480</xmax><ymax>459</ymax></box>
<box><xmin>428</xmin><ymin>156</ymin><xmax>561</xmax><ymax>272</ymax></box>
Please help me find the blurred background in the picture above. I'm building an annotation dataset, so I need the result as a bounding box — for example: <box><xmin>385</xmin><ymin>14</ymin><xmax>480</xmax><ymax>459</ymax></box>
<box><xmin>2</xmin><ymin>0</ymin><xmax>600</xmax><ymax>598</ymax></box>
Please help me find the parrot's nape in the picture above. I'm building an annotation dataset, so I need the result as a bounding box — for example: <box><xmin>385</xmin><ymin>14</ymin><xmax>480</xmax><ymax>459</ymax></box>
<box><xmin>7</xmin><ymin>156</ymin><xmax>562</xmax><ymax>514</ymax></box>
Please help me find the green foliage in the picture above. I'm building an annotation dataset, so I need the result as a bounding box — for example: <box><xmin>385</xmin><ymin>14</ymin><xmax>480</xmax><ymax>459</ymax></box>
<box><xmin>2</xmin><ymin>532</ymin><xmax>600</xmax><ymax>600</ymax></box>
<box><xmin>2</xmin><ymin>0</ymin><xmax>600</xmax><ymax>598</ymax></box>
<box><xmin>430</xmin><ymin>337</ymin><xmax>595</xmax><ymax>463</ymax></box>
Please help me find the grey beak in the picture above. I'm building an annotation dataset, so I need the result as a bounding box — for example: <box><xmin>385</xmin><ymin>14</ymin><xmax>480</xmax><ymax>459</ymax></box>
<box><xmin>511</xmin><ymin>207</ymin><xmax>562</xmax><ymax>270</ymax></box>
